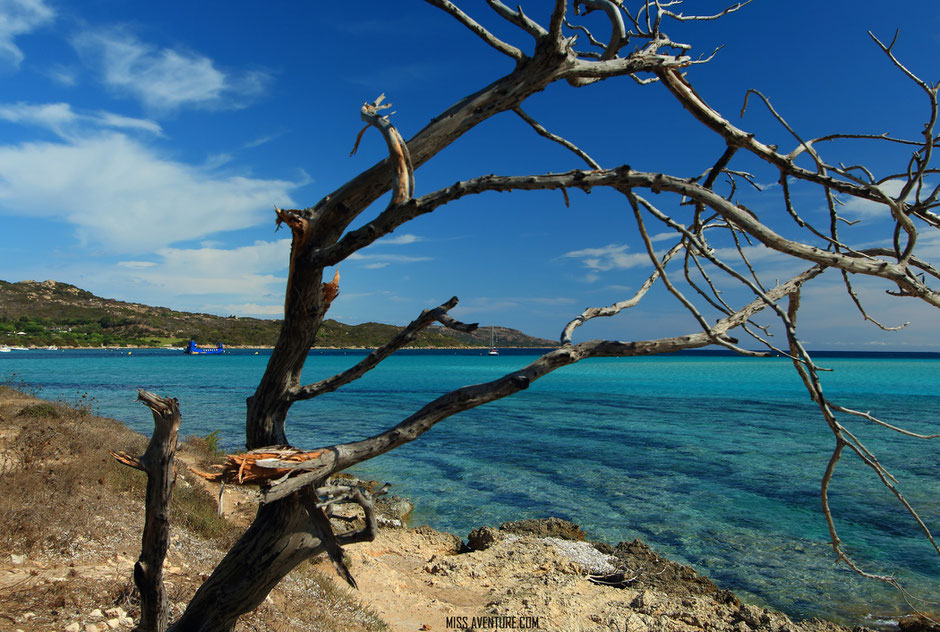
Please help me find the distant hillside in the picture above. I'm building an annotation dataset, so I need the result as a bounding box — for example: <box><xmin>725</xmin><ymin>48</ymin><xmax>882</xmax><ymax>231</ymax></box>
<box><xmin>0</xmin><ymin>280</ymin><xmax>556</xmax><ymax>349</ymax></box>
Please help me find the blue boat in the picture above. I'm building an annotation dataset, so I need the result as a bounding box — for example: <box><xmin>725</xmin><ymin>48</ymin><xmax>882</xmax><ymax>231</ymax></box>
<box><xmin>184</xmin><ymin>340</ymin><xmax>224</xmax><ymax>355</ymax></box>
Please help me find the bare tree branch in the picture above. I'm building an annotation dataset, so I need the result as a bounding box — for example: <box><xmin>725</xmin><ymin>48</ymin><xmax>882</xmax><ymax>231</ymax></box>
<box><xmin>255</xmin><ymin>266</ymin><xmax>824</xmax><ymax>503</ymax></box>
<box><xmin>289</xmin><ymin>297</ymin><xmax>478</xmax><ymax>402</ymax></box>
<box><xmin>486</xmin><ymin>0</ymin><xmax>547</xmax><ymax>38</ymax></box>
<box><xmin>424</xmin><ymin>0</ymin><xmax>524</xmax><ymax>60</ymax></box>
<box><xmin>658</xmin><ymin>0</ymin><xmax>752</xmax><ymax>22</ymax></box>
<box><xmin>573</xmin><ymin>0</ymin><xmax>626</xmax><ymax>60</ymax></box>
<box><xmin>513</xmin><ymin>106</ymin><xmax>601</xmax><ymax>169</ymax></box>
<box><xmin>561</xmin><ymin>242</ymin><xmax>683</xmax><ymax>344</ymax></box>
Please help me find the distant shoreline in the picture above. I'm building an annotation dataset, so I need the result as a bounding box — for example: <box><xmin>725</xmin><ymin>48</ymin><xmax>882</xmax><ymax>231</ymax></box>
<box><xmin>4</xmin><ymin>346</ymin><xmax>940</xmax><ymax>358</ymax></box>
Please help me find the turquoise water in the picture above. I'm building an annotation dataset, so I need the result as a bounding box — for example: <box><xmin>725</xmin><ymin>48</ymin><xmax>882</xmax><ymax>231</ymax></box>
<box><xmin>2</xmin><ymin>348</ymin><xmax>938</xmax><ymax>625</ymax></box>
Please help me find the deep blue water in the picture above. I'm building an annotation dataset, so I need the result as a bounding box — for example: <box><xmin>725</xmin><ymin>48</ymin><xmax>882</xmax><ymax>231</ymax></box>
<box><xmin>2</xmin><ymin>348</ymin><xmax>938</xmax><ymax>625</ymax></box>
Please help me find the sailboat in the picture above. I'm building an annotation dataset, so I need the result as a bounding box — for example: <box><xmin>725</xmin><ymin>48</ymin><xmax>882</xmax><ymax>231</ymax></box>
<box><xmin>488</xmin><ymin>327</ymin><xmax>499</xmax><ymax>356</ymax></box>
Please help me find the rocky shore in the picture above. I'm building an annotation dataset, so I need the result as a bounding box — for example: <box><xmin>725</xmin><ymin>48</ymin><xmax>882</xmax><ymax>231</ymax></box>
<box><xmin>1</xmin><ymin>387</ymin><xmax>935</xmax><ymax>632</ymax></box>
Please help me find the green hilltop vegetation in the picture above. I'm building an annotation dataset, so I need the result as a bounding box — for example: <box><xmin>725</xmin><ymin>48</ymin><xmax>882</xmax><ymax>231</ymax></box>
<box><xmin>0</xmin><ymin>280</ymin><xmax>556</xmax><ymax>349</ymax></box>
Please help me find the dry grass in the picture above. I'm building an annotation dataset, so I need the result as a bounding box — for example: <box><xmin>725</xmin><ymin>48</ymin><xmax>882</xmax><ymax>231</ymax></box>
<box><xmin>0</xmin><ymin>386</ymin><xmax>387</xmax><ymax>632</ymax></box>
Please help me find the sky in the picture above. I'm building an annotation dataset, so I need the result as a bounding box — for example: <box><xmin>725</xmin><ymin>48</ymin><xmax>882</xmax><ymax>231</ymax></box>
<box><xmin>0</xmin><ymin>0</ymin><xmax>939</xmax><ymax>349</ymax></box>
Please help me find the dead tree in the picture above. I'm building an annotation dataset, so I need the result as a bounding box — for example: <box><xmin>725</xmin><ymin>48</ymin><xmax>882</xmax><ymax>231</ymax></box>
<box><xmin>134</xmin><ymin>2</ymin><xmax>940</xmax><ymax>630</ymax></box>
<box><xmin>111</xmin><ymin>390</ymin><xmax>181</xmax><ymax>632</ymax></box>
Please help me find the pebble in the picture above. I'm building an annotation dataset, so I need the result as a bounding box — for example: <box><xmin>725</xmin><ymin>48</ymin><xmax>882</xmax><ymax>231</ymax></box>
<box><xmin>89</xmin><ymin>609</ymin><xmax>103</xmax><ymax>619</ymax></box>
<box><xmin>85</xmin><ymin>624</ymin><xmax>100</xmax><ymax>632</ymax></box>
<box><xmin>10</xmin><ymin>554</ymin><xmax>25</xmax><ymax>565</ymax></box>
<box><xmin>64</xmin><ymin>624</ymin><xmax>80</xmax><ymax>632</ymax></box>
<box><xmin>106</xmin><ymin>619</ymin><xmax>120</xmax><ymax>630</ymax></box>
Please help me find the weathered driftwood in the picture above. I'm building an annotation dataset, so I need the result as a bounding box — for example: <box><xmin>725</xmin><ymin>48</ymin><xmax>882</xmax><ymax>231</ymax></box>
<box><xmin>110</xmin><ymin>389</ymin><xmax>181</xmax><ymax>632</ymax></box>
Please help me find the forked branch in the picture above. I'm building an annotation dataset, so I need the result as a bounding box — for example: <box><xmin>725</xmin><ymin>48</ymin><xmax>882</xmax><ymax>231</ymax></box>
<box><xmin>289</xmin><ymin>296</ymin><xmax>478</xmax><ymax>402</ymax></box>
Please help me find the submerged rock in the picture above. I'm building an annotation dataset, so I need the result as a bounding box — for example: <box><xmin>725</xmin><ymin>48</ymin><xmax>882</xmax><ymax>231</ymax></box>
<box><xmin>899</xmin><ymin>615</ymin><xmax>940</xmax><ymax>632</ymax></box>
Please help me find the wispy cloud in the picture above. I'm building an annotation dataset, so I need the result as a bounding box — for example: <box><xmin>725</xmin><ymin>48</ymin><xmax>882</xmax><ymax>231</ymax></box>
<box><xmin>116</xmin><ymin>260</ymin><xmax>156</xmax><ymax>269</ymax></box>
<box><xmin>650</xmin><ymin>231</ymin><xmax>679</xmax><ymax>243</ymax></box>
<box><xmin>561</xmin><ymin>243</ymin><xmax>649</xmax><ymax>271</ymax></box>
<box><xmin>0</xmin><ymin>101</ymin><xmax>163</xmax><ymax>138</ymax></box>
<box><xmin>115</xmin><ymin>240</ymin><xmax>289</xmax><ymax>299</ymax></box>
<box><xmin>43</xmin><ymin>62</ymin><xmax>77</xmax><ymax>86</ymax></box>
<box><xmin>0</xmin><ymin>131</ymin><xmax>300</xmax><ymax>252</ymax></box>
<box><xmin>452</xmin><ymin>295</ymin><xmax>576</xmax><ymax>316</ymax></box>
<box><xmin>377</xmin><ymin>233</ymin><xmax>423</xmax><ymax>245</ymax></box>
<box><xmin>0</xmin><ymin>0</ymin><xmax>54</xmax><ymax>69</ymax></box>
<box><xmin>346</xmin><ymin>252</ymin><xmax>431</xmax><ymax>269</ymax></box>
<box><xmin>71</xmin><ymin>28</ymin><xmax>271</xmax><ymax>113</ymax></box>
<box><xmin>839</xmin><ymin>179</ymin><xmax>920</xmax><ymax>219</ymax></box>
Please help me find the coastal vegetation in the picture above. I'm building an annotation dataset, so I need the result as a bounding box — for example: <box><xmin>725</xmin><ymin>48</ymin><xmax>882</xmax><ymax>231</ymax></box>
<box><xmin>0</xmin><ymin>279</ymin><xmax>552</xmax><ymax>348</ymax></box>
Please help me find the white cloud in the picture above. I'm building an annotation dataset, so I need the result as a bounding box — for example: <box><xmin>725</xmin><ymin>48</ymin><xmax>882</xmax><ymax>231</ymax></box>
<box><xmin>561</xmin><ymin>243</ymin><xmax>650</xmax><ymax>271</ymax></box>
<box><xmin>44</xmin><ymin>63</ymin><xmax>77</xmax><ymax>86</ymax></box>
<box><xmin>347</xmin><ymin>252</ymin><xmax>431</xmax><ymax>266</ymax></box>
<box><xmin>117</xmin><ymin>260</ymin><xmax>156</xmax><ymax>269</ymax></box>
<box><xmin>0</xmin><ymin>132</ymin><xmax>300</xmax><ymax>252</ymax></box>
<box><xmin>0</xmin><ymin>101</ymin><xmax>163</xmax><ymax>138</ymax></box>
<box><xmin>377</xmin><ymin>233</ymin><xmax>422</xmax><ymax>245</ymax></box>
<box><xmin>71</xmin><ymin>28</ymin><xmax>271</xmax><ymax>113</ymax></box>
<box><xmin>0</xmin><ymin>0</ymin><xmax>53</xmax><ymax>68</ymax></box>
<box><xmin>154</xmin><ymin>239</ymin><xmax>290</xmax><ymax>277</ymax></box>
<box><xmin>839</xmin><ymin>180</ymin><xmax>914</xmax><ymax>219</ymax></box>
<box><xmin>650</xmin><ymin>231</ymin><xmax>679</xmax><ymax>243</ymax></box>
<box><xmin>110</xmin><ymin>240</ymin><xmax>290</xmax><ymax>300</ymax></box>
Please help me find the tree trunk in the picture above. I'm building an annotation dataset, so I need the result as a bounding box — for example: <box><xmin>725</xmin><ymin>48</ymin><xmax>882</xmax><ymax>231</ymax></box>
<box><xmin>111</xmin><ymin>391</ymin><xmax>181</xmax><ymax>632</ymax></box>
<box><xmin>167</xmin><ymin>496</ymin><xmax>326</xmax><ymax>632</ymax></box>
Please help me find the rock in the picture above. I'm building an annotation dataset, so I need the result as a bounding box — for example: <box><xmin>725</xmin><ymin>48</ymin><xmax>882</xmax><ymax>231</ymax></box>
<box><xmin>412</xmin><ymin>525</ymin><xmax>463</xmax><ymax>554</ymax></box>
<box><xmin>64</xmin><ymin>624</ymin><xmax>80</xmax><ymax>632</ymax></box>
<box><xmin>899</xmin><ymin>615</ymin><xmax>940</xmax><ymax>632</ymax></box>
<box><xmin>499</xmin><ymin>517</ymin><xmax>586</xmax><ymax>541</ymax></box>
<box><xmin>467</xmin><ymin>526</ymin><xmax>502</xmax><ymax>551</ymax></box>
<box><xmin>89</xmin><ymin>609</ymin><xmax>103</xmax><ymax>619</ymax></box>
<box><xmin>85</xmin><ymin>624</ymin><xmax>100</xmax><ymax>632</ymax></box>
<box><xmin>542</xmin><ymin>537</ymin><xmax>617</xmax><ymax>574</ymax></box>
<box><xmin>10</xmin><ymin>553</ymin><xmax>25</xmax><ymax>565</ymax></box>
<box><xmin>106</xmin><ymin>619</ymin><xmax>120</xmax><ymax>630</ymax></box>
<box><xmin>330</xmin><ymin>504</ymin><xmax>365</xmax><ymax>521</ymax></box>
<box><xmin>377</xmin><ymin>495</ymin><xmax>414</xmax><ymax>522</ymax></box>
<box><xmin>328</xmin><ymin>473</ymin><xmax>381</xmax><ymax>493</ymax></box>
<box><xmin>608</xmin><ymin>539</ymin><xmax>720</xmax><ymax>599</ymax></box>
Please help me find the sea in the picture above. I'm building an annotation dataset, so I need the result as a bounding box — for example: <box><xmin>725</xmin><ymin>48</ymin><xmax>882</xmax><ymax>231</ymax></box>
<box><xmin>1</xmin><ymin>347</ymin><xmax>938</xmax><ymax>626</ymax></box>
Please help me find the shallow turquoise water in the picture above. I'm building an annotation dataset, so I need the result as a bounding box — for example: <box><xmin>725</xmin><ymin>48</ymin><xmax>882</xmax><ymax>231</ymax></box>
<box><xmin>2</xmin><ymin>348</ymin><xmax>938</xmax><ymax>625</ymax></box>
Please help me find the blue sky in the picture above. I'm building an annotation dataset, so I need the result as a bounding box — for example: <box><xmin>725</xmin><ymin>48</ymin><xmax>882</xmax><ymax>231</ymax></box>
<box><xmin>1</xmin><ymin>0</ymin><xmax>938</xmax><ymax>349</ymax></box>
